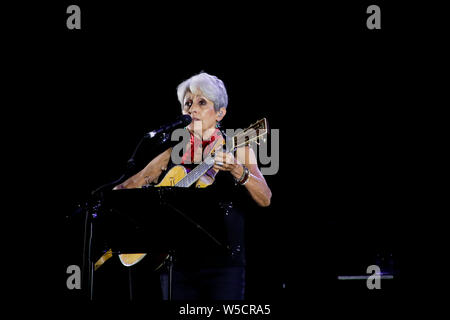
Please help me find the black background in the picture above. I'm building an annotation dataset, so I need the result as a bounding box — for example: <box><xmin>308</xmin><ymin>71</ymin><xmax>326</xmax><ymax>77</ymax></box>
<box><xmin>7</xmin><ymin>0</ymin><xmax>429</xmax><ymax>315</ymax></box>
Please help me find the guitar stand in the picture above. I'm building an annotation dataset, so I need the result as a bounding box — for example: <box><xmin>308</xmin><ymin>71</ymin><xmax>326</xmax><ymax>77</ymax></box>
<box><xmin>85</xmin><ymin>187</ymin><xmax>230</xmax><ymax>301</ymax></box>
<box><xmin>84</xmin><ymin>132</ymin><xmax>181</xmax><ymax>301</ymax></box>
<box><xmin>166</xmin><ymin>251</ymin><xmax>175</xmax><ymax>301</ymax></box>
<box><xmin>83</xmin><ymin>200</ymin><xmax>100</xmax><ymax>301</ymax></box>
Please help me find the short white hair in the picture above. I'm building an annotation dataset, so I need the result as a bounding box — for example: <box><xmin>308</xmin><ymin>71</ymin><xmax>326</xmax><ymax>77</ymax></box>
<box><xmin>177</xmin><ymin>72</ymin><xmax>228</xmax><ymax>112</ymax></box>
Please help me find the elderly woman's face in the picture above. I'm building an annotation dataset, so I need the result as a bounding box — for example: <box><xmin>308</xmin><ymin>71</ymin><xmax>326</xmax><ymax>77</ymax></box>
<box><xmin>182</xmin><ymin>91</ymin><xmax>219</xmax><ymax>137</ymax></box>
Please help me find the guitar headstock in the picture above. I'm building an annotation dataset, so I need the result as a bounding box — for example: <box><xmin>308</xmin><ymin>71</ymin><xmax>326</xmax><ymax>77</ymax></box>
<box><xmin>232</xmin><ymin>118</ymin><xmax>268</xmax><ymax>150</ymax></box>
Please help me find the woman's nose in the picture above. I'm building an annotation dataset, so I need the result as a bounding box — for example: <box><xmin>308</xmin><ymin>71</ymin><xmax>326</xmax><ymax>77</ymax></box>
<box><xmin>188</xmin><ymin>103</ymin><xmax>200</xmax><ymax>115</ymax></box>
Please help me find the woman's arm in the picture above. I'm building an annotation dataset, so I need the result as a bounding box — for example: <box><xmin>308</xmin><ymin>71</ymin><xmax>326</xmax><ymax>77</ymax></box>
<box><xmin>214</xmin><ymin>146</ymin><xmax>272</xmax><ymax>207</ymax></box>
<box><xmin>113</xmin><ymin>148</ymin><xmax>172</xmax><ymax>190</ymax></box>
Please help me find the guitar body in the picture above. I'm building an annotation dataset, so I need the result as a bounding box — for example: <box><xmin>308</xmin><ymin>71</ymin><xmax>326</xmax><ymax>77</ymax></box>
<box><xmin>117</xmin><ymin>165</ymin><xmax>214</xmax><ymax>268</ymax></box>
<box><xmin>118</xmin><ymin>252</ymin><xmax>169</xmax><ymax>271</ymax></box>
<box><xmin>156</xmin><ymin>165</ymin><xmax>187</xmax><ymax>187</ymax></box>
<box><xmin>118</xmin><ymin>253</ymin><xmax>148</xmax><ymax>267</ymax></box>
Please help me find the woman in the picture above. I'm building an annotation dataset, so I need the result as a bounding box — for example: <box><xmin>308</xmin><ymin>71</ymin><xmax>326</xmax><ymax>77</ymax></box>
<box><xmin>115</xmin><ymin>72</ymin><xmax>272</xmax><ymax>300</ymax></box>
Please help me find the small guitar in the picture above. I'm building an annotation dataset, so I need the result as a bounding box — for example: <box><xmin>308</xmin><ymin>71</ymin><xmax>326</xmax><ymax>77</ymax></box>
<box><xmin>96</xmin><ymin>118</ymin><xmax>269</xmax><ymax>270</ymax></box>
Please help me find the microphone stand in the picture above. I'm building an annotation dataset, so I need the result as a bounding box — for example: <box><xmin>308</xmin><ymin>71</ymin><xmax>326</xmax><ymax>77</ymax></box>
<box><xmin>84</xmin><ymin>131</ymin><xmax>170</xmax><ymax>300</ymax></box>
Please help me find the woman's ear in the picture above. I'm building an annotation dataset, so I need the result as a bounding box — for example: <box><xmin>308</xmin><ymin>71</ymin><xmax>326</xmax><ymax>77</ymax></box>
<box><xmin>217</xmin><ymin>107</ymin><xmax>227</xmax><ymax>121</ymax></box>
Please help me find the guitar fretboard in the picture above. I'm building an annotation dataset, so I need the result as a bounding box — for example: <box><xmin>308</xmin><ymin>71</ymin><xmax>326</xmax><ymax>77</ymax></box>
<box><xmin>176</xmin><ymin>156</ymin><xmax>215</xmax><ymax>188</ymax></box>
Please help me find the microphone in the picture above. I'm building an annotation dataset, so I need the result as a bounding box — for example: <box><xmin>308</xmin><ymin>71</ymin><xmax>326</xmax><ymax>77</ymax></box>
<box><xmin>145</xmin><ymin>114</ymin><xmax>192</xmax><ymax>138</ymax></box>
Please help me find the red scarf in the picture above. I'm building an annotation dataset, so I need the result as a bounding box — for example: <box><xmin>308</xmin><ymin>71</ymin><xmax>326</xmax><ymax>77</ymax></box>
<box><xmin>181</xmin><ymin>129</ymin><xmax>222</xmax><ymax>165</ymax></box>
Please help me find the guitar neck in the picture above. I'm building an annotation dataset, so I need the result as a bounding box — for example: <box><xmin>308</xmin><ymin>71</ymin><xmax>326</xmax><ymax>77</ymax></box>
<box><xmin>176</xmin><ymin>156</ymin><xmax>215</xmax><ymax>188</ymax></box>
<box><xmin>175</xmin><ymin>143</ymin><xmax>241</xmax><ymax>188</ymax></box>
